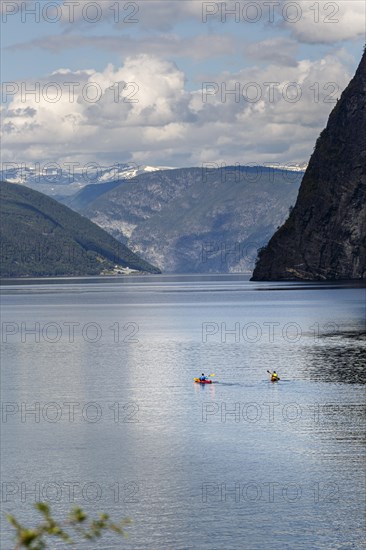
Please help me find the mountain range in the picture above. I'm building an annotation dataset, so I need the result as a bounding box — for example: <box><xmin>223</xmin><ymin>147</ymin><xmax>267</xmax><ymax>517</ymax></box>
<box><xmin>0</xmin><ymin>164</ymin><xmax>173</xmax><ymax>197</ymax></box>
<box><xmin>2</xmin><ymin>46</ymin><xmax>364</xmax><ymax>281</ymax></box>
<box><xmin>63</xmin><ymin>166</ymin><xmax>303</xmax><ymax>273</ymax></box>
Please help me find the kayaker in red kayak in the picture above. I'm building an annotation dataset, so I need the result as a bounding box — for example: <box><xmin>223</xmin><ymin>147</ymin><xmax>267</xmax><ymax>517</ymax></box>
<box><xmin>199</xmin><ymin>373</ymin><xmax>207</xmax><ymax>381</ymax></box>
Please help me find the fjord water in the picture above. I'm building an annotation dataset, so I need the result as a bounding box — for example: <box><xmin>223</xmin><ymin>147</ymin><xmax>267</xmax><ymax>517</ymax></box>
<box><xmin>1</xmin><ymin>275</ymin><xmax>365</xmax><ymax>550</ymax></box>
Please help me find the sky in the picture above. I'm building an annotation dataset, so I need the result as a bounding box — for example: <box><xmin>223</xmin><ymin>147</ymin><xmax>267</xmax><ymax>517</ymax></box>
<box><xmin>1</xmin><ymin>0</ymin><xmax>365</xmax><ymax>170</ymax></box>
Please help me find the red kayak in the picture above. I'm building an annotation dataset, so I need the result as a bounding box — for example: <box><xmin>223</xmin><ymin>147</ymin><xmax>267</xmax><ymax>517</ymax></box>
<box><xmin>194</xmin><ymin>378</ymin><xmax>212</xmax><ymax>384</ymax></box>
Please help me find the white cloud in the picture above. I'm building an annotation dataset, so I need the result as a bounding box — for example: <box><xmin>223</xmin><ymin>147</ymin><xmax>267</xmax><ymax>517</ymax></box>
<box><xmin>1</xmin><ymin>51</ymin><xmax>356</xmax><ymax>168</ymax></box>
<box><xmin>4</xmin><ymin>0</ymin><xmax>365</xmax><ymax>45</ymax></box>
<box><xmin>282</xmin><ymin>0</ymin><xmax>366</xmax><ymax>44</ymax></box>
<box><xmin>50</xmin><ymin>0</ymin><xmax>365</xmax><ymax>43</ymax></box>
<box><xmin>1</xmin><ymin>55</ymin><xmax>192</xmax><ymax>164</ymax></box>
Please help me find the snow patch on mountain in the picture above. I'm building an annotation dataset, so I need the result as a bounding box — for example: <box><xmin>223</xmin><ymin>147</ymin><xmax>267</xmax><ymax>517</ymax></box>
<box><xmin>0</xmin><ymin>164</ymin><xmax>174</xmax><ymax>197</ymax></box>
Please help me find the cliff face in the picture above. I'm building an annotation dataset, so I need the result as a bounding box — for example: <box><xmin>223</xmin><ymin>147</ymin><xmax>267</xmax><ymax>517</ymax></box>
<box><xmin>252</xmin><ymin>50</ymin><xmax>366</xmax><ymax>281</ymax></box>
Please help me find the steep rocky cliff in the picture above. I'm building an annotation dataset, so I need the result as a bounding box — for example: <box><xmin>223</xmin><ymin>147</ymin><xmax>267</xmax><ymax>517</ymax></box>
<box><xmin>252</xmin><ymin>50</ymin><xmax>366</xmax><ymax>281</ymax></box>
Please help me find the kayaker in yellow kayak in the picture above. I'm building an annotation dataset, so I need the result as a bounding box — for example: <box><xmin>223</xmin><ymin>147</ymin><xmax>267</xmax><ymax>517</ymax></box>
<box><xmin>271</xmin><ymin>370</ymin><xmax>280</xmax><ymax>382</ymax></box>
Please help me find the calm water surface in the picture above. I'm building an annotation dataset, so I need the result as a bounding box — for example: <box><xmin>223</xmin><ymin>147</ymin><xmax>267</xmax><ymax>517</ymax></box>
<box><xmin>1</xmin><ymin>275</ymin><xmax>365</xmax><ymax>549</ymax></box>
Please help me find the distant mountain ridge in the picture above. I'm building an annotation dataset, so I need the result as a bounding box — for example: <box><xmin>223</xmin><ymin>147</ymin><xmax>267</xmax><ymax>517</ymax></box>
<box><xmin>0</xmin><ymin>181</ymin><xmax>160</xmax><ymax>277</ymax></box>
<box><xmin>252</xmin><ymin>49</ymin><xmax>366</xmax><ymax>281</ymax></box>
<box><xmin>1</xmin><ymin>164</ymin><xmax>173</xmax><ymax>197</ymax></box>
<box><xmin>65</xmin><ymin>165</ymin><xmax>303</xmax><ymax>273</ymax></box>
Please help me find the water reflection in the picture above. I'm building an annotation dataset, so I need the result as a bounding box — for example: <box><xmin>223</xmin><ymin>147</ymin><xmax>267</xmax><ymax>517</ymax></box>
<box><xmin>194</xmin><ymin>381</ymin><xmax>216</xmax><ymax>399</ymax></box>
<box><xmin>305</xmin><ymin>334</ymin><xmax>366</xmax><ymax>384</ymax></box>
